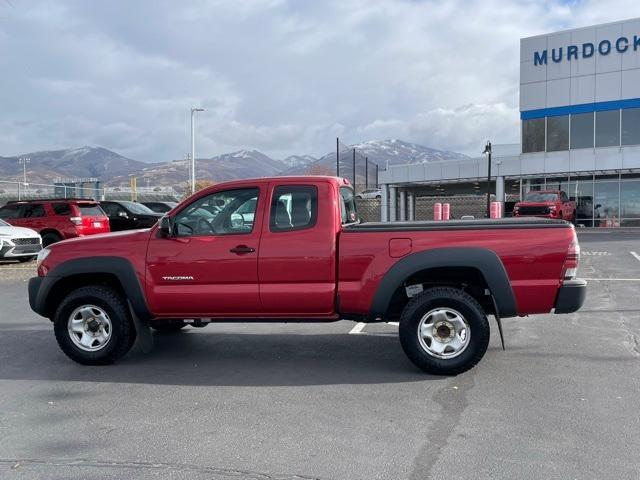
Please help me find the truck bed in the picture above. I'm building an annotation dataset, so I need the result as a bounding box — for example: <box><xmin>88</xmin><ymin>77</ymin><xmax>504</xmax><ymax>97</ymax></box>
<box><xmin>345</xmin><ymin>217</ymin><xmax>571</xmax><ymax>232</ymax></box>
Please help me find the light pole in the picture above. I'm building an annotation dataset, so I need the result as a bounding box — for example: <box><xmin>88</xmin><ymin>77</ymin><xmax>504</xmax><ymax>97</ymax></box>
<box><xmin>482</xmin><ymin>141</ymin><xmax>492</xmax><ymax>218</ymax></box>
<box><xmin>18</xmin><ymin>157</ymin><xmax>30</xmax><ymax>185</ymax></box>
<box><xmin>190</xmin><ymin>107</ymin><xmax>205</xmax><ymax>194</ymax></box>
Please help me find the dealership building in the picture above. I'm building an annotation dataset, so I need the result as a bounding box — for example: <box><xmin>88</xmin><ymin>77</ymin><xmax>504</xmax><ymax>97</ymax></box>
<box><xmin>379</xmin><ymin>18</ymin><xmax>640</xmax><ymax>226</ymax></box>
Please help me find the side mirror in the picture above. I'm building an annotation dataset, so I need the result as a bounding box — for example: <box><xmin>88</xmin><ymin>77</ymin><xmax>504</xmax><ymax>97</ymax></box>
<box><xmin>159</xmin><ymin>215</ymin><xmax>173</xmax><ymax>237</ymax></box>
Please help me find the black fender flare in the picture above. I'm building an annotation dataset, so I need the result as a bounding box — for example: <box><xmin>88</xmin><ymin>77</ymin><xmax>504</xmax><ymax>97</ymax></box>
<box><xmin>368</xmin><ymin>247</ymin><xmax>517</xmax><ymax>319</ymax></box>
<box><xmin>30</xmin><ymin>256</ymin><xmax>152</xmax><ymax>322</ymax></box>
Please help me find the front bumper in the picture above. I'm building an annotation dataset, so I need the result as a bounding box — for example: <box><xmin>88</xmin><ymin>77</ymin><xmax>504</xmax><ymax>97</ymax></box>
<box><xmin>0</xmin><ymin>240</ymin><xmax>42</xmax><ymax>258</ymax></box>
<box><xmin>554</xmin><ymin>279</ymin><xmax>587</xmax><ymax>314</ymax></box>
<box><xmin>28</xmin><ymin>276</ymin><xmax>47</xmax><ymax>317</ymax></box>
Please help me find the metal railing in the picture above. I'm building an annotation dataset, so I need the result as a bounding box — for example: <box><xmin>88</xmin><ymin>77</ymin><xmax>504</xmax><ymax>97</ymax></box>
<box><xmin>0</xmin><ymin>180</ymin><xmax>179</xmax><ymax>205</ymax></box>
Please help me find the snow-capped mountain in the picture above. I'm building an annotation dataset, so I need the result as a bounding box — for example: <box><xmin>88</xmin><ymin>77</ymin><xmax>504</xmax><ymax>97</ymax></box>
<box><xmin>281</xmin><ymin>139</ymin><xmax>469</xmax><ymax>183</ymax></box>
<box><xmin>281</xmin><ymin>154</ymin><xmax>317</xmax><ymax>169</ymax></box>
<box><xmin>1</xmin><ymin>140</ymin><xmax>468</xmax><ymax>191</ymax></box>
<box><xmin>0</xmin><ymin>147</ymin><xmax>148</xmax><ymax>183</ymax></box>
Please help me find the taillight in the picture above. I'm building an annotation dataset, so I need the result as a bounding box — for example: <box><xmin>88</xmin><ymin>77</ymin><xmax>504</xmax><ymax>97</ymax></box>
<box><xmin>563</xmin><ymin>236</ymin><xmax>580</xmax><ymax>280</ymax></box>
<box><xmin>70</xmin><ymin>216</ymin><xmax>83</xmax><ymax>225</ymax></box>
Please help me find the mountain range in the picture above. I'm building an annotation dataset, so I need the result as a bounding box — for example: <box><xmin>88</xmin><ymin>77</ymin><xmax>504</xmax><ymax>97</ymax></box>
<box><xmin>0</xmin><ymin>140</ymin><xmax>468</xmax><ymax>190</ymax></box>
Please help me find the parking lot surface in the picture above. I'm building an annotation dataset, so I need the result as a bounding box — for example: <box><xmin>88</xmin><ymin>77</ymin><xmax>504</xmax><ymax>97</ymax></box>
<box><xmin>1</xmin><ymin>230</ymin><xmax>639</xmax><ymax>479</ymax></box>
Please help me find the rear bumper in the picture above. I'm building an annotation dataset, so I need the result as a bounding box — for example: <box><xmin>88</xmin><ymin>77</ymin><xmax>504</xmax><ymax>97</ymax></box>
<box><xmin>554</xmin><ymin>279</ymin><xmax>587</xmax><ymax>314</ymax></box>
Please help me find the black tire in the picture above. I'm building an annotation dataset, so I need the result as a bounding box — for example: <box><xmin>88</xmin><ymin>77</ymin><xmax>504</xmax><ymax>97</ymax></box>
<box><xmin>399</xmin><ymin>287</ymin><xmax>490</xmax><ymax>376</ymax></box>
<box><xmin>53</xmin><ymin>286</ymin><xmax>136</xmax><ymax>365</ymax></box>
<box><xmin>18</xmin><ymin>256</ymin><xmax>36</xmax><ymax>263</ymax></box>
<box><xmin>41</xmin><ymin>232</ymin><xmax>62</xmax><ymax>247</ymax></box>
<box><xmin>151</xmin><ymin>321</ymin><xmax>187</xmax><ymax>333</ymax></box>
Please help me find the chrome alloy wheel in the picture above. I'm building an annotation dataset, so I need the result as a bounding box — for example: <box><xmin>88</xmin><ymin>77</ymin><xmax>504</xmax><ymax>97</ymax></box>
<box><xmin>417</xmin><ymin>308</ymin><xmax>470</xmax><ymax>359</ymax></box>
<box><xmin>67</xmin><ymin>305</ymin><xmax>113</xmax><ymax>352</ymax></box>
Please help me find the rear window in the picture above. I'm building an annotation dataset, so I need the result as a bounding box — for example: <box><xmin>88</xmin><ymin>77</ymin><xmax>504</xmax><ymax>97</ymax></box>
<box><xmin>340</xmin><ymin>187</ymin><xmax>359</xmax><ymax>225</ymax></box>
<box><xmin>52</xmin><ymin>203</ymin><xmax>72</xmax><ymax>215</ymax></box>
<box><xmin>78</xmin><ymin>204</ymin><xmax>105</xmax><ymax>216</ymax></box>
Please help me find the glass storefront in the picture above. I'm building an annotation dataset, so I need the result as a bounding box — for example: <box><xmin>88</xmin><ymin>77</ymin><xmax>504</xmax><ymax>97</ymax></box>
<box><xmin>522</xmin><ymin>173</ymin><xmax>640</xmax><ymax>227</ymax></box>
<box><xmin>522</xmin><ymin>107</ymin><xmax>640</xmax><ymax>153</ymax></box>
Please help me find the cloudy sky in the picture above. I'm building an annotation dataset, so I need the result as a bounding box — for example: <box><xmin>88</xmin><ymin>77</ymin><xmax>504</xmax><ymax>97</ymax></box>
<box><xmin>0</xmin><ymin>0</ymin><xmax>637</xmax><ymax>161</ymax></box>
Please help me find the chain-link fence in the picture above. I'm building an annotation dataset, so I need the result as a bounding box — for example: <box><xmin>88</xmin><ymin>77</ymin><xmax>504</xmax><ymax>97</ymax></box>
<box><xmin>0</xmin><ymin>180</ymin><xmax>179</xmax><ymax>206</ymax></box>
<box><xmin>336</xmin><ymin>139</ymin><xmax>379</xmax><ymax>192</ymax></box>
<box><xmin>357</xmin><ymin>195</ymin><xmax>497</xmax><ymax>223</ymax></box>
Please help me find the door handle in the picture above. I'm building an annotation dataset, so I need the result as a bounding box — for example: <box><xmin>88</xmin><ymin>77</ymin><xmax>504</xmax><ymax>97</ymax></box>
<box><xmin>230</xmin><ymin>245</ymin><xmax>255</xmax><ymax>254</ymax></box>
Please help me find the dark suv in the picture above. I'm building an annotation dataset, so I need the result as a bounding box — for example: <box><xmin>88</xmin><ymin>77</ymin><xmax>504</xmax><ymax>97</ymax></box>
<box><xmin>0</xmin><ymin>199</ymin><xmax>110</xmax><ymax>246</ymax></box>
<box><xmin>141</xmin><ymin>201</ymin><xmax>178</xmax><ymax>214</ymax></box>
<box><xmin>99</xmin><ymin>200</ymin><xmax>162</xmax><ymax>231</ymax></box>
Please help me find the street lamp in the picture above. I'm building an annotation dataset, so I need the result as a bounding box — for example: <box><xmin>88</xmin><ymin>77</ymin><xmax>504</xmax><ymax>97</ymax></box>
<box><xmin>18</xmin><ymin>157</ymin><xmax>30</xmax><ymax>185</ymax></box>
<box><xmin>482</xmin><ymin>141</ymin><xmax>492</xmax><ymax>218</ymax></box>
<box><xmin>190</xmin><ymin>107</ymin><xmax>205</xmax><ymax>194</ymax></box>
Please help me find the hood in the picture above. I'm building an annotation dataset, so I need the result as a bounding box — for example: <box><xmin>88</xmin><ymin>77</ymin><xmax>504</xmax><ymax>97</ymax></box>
<box><xmin>0</xmin><ymin>225</ymin><xmax>40</xmax><ymax>238</ymax></box>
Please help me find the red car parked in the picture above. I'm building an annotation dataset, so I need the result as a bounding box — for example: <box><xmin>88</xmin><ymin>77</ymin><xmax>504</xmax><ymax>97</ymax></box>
<box><xmin>29</xmin><ymin>177</ymin><xmax>586</xmax><ymax>375</ymax></box>
<box><xmin>0</xmin><ymin>198</ymin><xmax>110</xmax><ymax>246</ymax></box>
<box><xmin>513</xmin><ymin>190</ymin><xmax>576</xmax><ymax>222</ymax></box>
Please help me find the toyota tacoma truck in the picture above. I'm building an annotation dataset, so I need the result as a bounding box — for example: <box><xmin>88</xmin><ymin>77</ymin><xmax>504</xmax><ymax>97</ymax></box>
<box><xmin>513</xmin><ymin>190</ymin><xmax>576</xmax><ymax>222</ymax></box>
<box><xmin>28</xmin><ymin>176</ymin><xmax>586</xmax><ymax>375</ymax></box>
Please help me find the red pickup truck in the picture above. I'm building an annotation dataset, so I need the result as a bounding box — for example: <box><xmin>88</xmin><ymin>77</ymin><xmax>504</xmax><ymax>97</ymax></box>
<box><xmin>28</xmin><ymin>176</ymin><xmax>586</xmax><ymax>375</ymax></box>
<box><xmin>513</xmin><ymin>190</ymin><xmax>576</xmax><ymax>222</ymax></box>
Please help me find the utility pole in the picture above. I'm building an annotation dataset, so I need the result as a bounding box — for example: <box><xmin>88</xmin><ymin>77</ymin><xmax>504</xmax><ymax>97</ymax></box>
<box><xmin>185</xmin><ymin>153</ymin><xmax>191</xmax><ymax>192</ymax></box>
<box><xmin>336</xmin><ymin>137</ymin><xmax>340</xmax><ymax>177</ymax></box>
<box><xmin>483</xmin><ymin>141</ymin><xmax>492</xmax><ymax>218</ymax></box>
<box><xmin>190</xmin><ymin>107</ymin><xmax>205</xmax><ymax>194</ymax></box>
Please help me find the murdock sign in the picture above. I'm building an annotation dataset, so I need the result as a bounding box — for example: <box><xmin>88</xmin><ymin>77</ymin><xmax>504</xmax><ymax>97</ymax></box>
<box><xmin>534</xmin><ymin>35</ymin><xmax>640</xmax><ymax>65</ymax></box>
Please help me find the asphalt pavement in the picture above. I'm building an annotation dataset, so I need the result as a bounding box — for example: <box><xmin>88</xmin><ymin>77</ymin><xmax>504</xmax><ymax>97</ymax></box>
<box><xmin>0</xmin><ymin>229</ymin><xmax>639</xmax><ymax>479</ymax></box>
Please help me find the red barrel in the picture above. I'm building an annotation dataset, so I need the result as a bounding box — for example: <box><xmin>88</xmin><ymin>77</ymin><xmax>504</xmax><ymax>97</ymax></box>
<box><xmin>433</xmin><ymin>203</ymin><xmax>442</xmax><ymax>220</ymax></box>
<box><xmin>490</xmin><ymin>201</ymin><xmax>502</xmax><ymax>219</ymax></box>
<box><xmin>442</xmin><ymin>203</ymin><xmax>450</xmax><ymax>220</ymax></box>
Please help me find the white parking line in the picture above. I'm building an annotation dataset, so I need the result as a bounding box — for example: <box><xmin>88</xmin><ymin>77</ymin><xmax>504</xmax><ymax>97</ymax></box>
<box><xmin>630</xmin><ymin>251</ymin><xmax>640</xmax><ymax>263</ymax></box>
<box><xmin>386</xmin><ymin>322</ymin><xmax>399</xmax><ymax>326</ymax></box>
<box><xmin>348</xmin><ymin>322</ymin><xmax>366</xmax><ymax>334</ymax></box>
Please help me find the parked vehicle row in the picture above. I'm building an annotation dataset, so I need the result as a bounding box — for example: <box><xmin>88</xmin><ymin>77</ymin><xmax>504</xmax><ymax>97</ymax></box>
<box><xmin>0</xmin><ymin>199</ymin><xmax>174</xmax><ymax>254</ymax></box>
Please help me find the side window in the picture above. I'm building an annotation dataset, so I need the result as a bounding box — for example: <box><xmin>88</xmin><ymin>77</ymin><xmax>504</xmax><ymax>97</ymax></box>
<box><xmin>52</xmin><ymin>203</ymin><xmax>72</xmax><ymax>215</ymax></box>
<box><xmin>269</xmin><ymin>185</ymin><xmax>318</xmax><ymax>232</ymax></box>
<box><xmin>0</xmin><ymin>205</ymin><xmax>21</xmax><ymax>219</ymax></box>
<box><xmin>101</xmin><ymin>203</ymin><xmax>117</xmax><ymax>216</ymax></box>
<box><xmin>340</xmin><ymin>187</ymin><xmax>359</xmax><ymax>225</ymax></box>
<box><xmin>23</xmin><ymin>204</ymin><xmax>45</xmax><ymax>218</ymax></box>
<box><xmin>561</xmin><ymin>192</ymin><xmax>568</xmax><ymax>203</ymax></box>
<box><xmin>173</xmin><ymin>188</ymin><xmax>259</xmax><ymax>237</ymax></box>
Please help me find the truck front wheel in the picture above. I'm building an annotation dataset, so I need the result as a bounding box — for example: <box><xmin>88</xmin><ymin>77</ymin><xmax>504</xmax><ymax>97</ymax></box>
<box><xmin>53</xmin><ymin>286</ymin><xmax>136</xmax><ymax>365</ymax></box>
<box><xmin>399</xmin><ymin>287</ymin><xmax>490</xmax><ymax>375</ymax></box>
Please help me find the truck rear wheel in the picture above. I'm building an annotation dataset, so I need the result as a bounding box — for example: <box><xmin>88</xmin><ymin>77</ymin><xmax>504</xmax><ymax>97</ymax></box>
<box><xmin>399</xmin><ymin>287</ymin><xmax>490</xmax><ymax>375</ymax></box>
<box><xmin>53</xmin><ymin>286</ymin><xmax>136</xmax><ymax>365</ymax></box>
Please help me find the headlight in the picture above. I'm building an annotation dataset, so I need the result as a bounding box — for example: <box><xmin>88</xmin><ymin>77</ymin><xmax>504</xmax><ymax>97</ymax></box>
<box><xmin>36</xmin><ymin>247</ymin><xmax>51</xmax><ymax>268</ymax></box>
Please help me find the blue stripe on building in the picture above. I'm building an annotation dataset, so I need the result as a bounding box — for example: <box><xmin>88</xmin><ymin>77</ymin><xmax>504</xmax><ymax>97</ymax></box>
<box><xmin>521</xmin><ymin>98</ymin><xmax>640</xmax><ymax>120</ymax></box>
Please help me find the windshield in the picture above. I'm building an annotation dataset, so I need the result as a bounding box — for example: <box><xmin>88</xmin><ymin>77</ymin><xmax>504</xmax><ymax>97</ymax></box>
<box><xmin>119</xmin><ymin>201</ymin><xmax>155</xmax><ymax>214</ymax></box>
<box><xmin>524</xmin><ymin>192</ymin><xmax>559</xmax><ymax>202</ymax></box>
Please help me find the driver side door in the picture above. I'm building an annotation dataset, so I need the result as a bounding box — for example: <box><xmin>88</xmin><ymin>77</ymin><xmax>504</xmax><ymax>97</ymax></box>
<box><xmin>146</xmin><ymin>186</ymin><xmax>264</xmax><ymax>317</ymax></box>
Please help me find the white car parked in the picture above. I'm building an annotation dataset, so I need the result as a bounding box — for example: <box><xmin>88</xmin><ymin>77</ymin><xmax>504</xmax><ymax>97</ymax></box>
<box><xmin>0</xmin><ymin>218</ymin><xmax>42</xmax><ymax>262</ymax></box>
<box><xmin>355</xmin><ymin>189</ymin><xmax>382</xmax><ymax>199</ymax></box>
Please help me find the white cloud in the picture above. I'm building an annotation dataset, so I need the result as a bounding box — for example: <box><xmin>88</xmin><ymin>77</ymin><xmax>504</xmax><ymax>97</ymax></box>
<box><xmin>0</xmin><ymin>0</ymin><xmax>637</xmax><ymax>161</ymax></box>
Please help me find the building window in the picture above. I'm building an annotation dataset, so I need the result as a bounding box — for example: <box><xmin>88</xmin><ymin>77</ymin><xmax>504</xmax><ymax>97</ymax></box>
<box><xmin>546</xmin><ymin>115</ymin><xmax>569</xmax><ymax>152</ymax></box>
<box><xmin>622</xmin><ymin>108</ymin><xmax>640</xmax><ymax>146</ymax></box>
<box><xmin>568</xmin><ymin>177</ymin><xmax>594</xmax><ymax>227</ymax></box>
<box><xmin>595</xmin><ymin>110</ymin><xmax>620</xmax><ymax>148</ymax></box>
<box><xmin>522</xmin><ymin>118</ymin><xmax>545</xmax><ymax>153</ymax></box>
<box><xmin>570</xmin><ymin>112</ymin><xmax>594</xmax><ymax>149</ymax></box>
<box><xmin>621</xmin><ymin>179</ymin><xmax>640</xmax><ymax>219</ymax></box>
<box><xmin>593</xmin><ymin>177</ymin><xmax>619</xmax><ymax>225</ymax></box>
